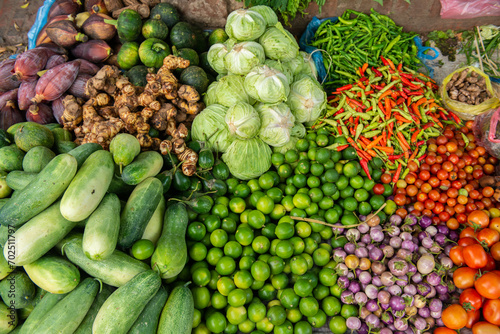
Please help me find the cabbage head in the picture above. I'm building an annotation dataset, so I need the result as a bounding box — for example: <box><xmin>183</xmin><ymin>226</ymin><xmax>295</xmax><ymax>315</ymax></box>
<box><xmin>291</xmin><ymin>122</ymin><xmax>306</xmax><ymax>138</ymax></box>
<box><xmin>284</xmin><ymin>55</ymin><xmax>304</xmax><ymax>77</ymax></box>
<box><xmin>207</xmin><ymin>43</ymin><xmax>229</xmax><ymax>75</ymax></box>
<box><xmin>273</xmin><ymin>136</ymin><xmax>299</xmax><ymax>154</ymax></box>
<box><xmin>222</xmin><ymin>137</ymin><xmax>272</xmax><ymax>180</ymax></box>
<box><xmin>258</xmin><ymin>23</ymin><xmax>299</xmax><ymax>61</ymax></box>
<box><xmin>191</xmin><ymin>104</ymin><xmax>233</xmax><ymax>152</ymax></box>
<box><xmin>244</xmin><ymin>65</ymin><xmax>289</xmax><ymax>104</ymax></box>
<box><xmin>255</xmin><ymin>102</ymin><xmax>295</xmax><ymax>147</ymax></box>
<box><xmin>300</xmin><ymin>51</ymin><xmax>317</xmax><ymax>79</ymax></box>
<box><xmin>214</xmin><ymin>75</ymin><xmax>251</xmax><ymax>107</ymax></box>
<box><xmin>264</xmin><ymin>59</ymin><xmax>293</xmax><ymax>84</ymax></box>
<box><xmin>224</xmin><ymin>41</ymin><xmax>265</xmax><ymax>76</ymax></box>
<box><xmin>287</xmin><ymin>74</ymin><xmax>327</xmax><ymax>123</ymax></box>
<box><xmin>204</xmin><ymin>81</ymin><xmax>218</xmax><ymax>106</ymax></box>
<box><xmin>225</xmin><ymin>101</ymin><xmax>261</xmax><ymax>140</ymax></box>
<box><xmin>248</xmin><ymin>5</ymin><xmax>278</xmax><ymax>27</ymax></box>
<box><xmin>225</xmin><ymin>9</ymin><xmax>266</xmax><ymax>41</ymax></box>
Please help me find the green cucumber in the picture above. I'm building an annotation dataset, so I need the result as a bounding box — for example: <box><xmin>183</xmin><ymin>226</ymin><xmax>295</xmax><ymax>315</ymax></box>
<box><xmin>0</xmin><ymin>171</ymin><xmax>11</xmax><ymax>199</ymax></box>
<box><xmin>5</xmin><ymin>171</ymin><xmax>37</xmax><ymax>191</ymax></box>
<box><xmin>33</xmin><ymin>278</ymin><xmax>99</xmax><ymax>334</ymax></box>
<box><xmin>118</xmin><ymin>177</ymin><xmax>163</xmax><ymax>249</ymax></box>
<box><xmin>22</xmin><ymin>146</ymin><xmax>55</xmax><ymax>173</ymax></box>
<box><xmin>73</xmin><ymin>284</ymin><xmax>114</xmax><ymax>334</ymax></box>
<box><xmin>157</xmin><ymin>283</ymin><xmax>194</xmax><ymax>334</ymax></box>
<box><xmin>141</xmin><ymin>196</ymin><xmax>165</xmax><ymax>245</ymax></box>
<box><xmin>5</xmin><ymin>200</ymin><xmax>78</xmax><ymax>266</ymax></box>
<box><xmin>14</xmin><ymin>122</ymin><xmax>54</xmax><ymax>152</ymax></box>
<box><xmin>107</xmin><ymin>172</ymin><xmax>135</xmax><ymax>197</ymax></box>
<box><xmin>121</xmin><ymin>151</ymin><xmax>163</xmax><ymax>185</ymax></box>
<box><xmin>109</xmin><ymin>133</ymin><xmax>141</xmax><ymax>173</ymax></box>
<box><xmin>92</xmin><ymin>270</ymin><xmax>162</xmax><ymax>334</ymax></box>
<box><xmin>151</xmin><ymin>202</ymin><xmax>188</xmax><ymax>279</ymax></box>
<box><xmin>128</xmin><ymin>285</ymin><xmax>168</xmax><ymax>334</ymax></box>
<box><xmin>0</xmin><ymin>300</ymin><xmax>17</xmax><ymax>333</ymax></box>
<box><xmin>0</xmin><ymin>225</ymin><xmax>10</xmax><ymax>249</ymax></box>
<box><xmin>0</xmin><ymin>154</ymin><xmax>78</xmax><ymax>227</ymax></box>
<box><xmin>23</xmin><ymin>255</ymin><xmax>80</xmax><ymax>294</ymax></box>
<box><xmin>67</xmin><ymin>143</ymin><xmax>103</xmax><ymax>169</ymax></box>
<box><xmin>54</xmin><ymin>140</ymin><xmax>78</xmax><ymax>154</ymax></box>
<box><xmin>51</xmin><ymin>128</ymin><xmax>72</xmax><ymax>143</ymax></box>
<box><xmin>18</xmin><ymin>287</ymin><xmax>47</xmax><ymax>320</ymax></box>
<box><xmin>60</xmin><ymin>150</ymin><xmax>114</xmax><ymax>222</ymax></box>
<box><xmin>0</xmin><ymin>271</ymin><xmax>36</xmax><ymax>309</ymax></box>
<box><xmin>59</xmin><ymin>234</ymin><xmax>150</xmax><ymax>287</ymax></box>
<box><xmin>43</xmin><ymin>123</ymin><xmax>62</xmax><ymax>131</ymax></box>
<box><xmin>0</xmin><ymin>145</ymin><xmax>25</xmax><ymax>172</ymax></box>
<box><xmin>82</xmin><ymin>193</ymin><xmax>120</xmax><ymax>260</ymax></box>
<box><xmin>18</xmin><ymin>292</ymin><xmax>67</xmax><ymax>334</ymax></box>
<box><xmin>0</xmin><ymin>246</ymin><xmax>14</xmax><ymax>280</ymax></box>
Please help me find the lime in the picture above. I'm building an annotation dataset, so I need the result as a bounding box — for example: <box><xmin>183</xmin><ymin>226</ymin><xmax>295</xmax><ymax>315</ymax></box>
<box><xmin>216</xmin><ymin>256</ymin><xmax>236</xmax><ymax>276</ymax></box>
<box><xmin>312</xmin><ymin>248</ymin><xmax>330</xmax><ymax>267</ymax></box>
<box><xmin>318</xmin><ymin>268</ymin><xmax>338</xmax><ymax>287</ymax></box>
<box><xmin>238</xmin><ymin>319</ymin><xmax>256</xmax><ymax>333</ymax></box>
<box><xmin>358</xmin><ymin>201</ymin><xmax>372</xmax><ymax>215</ymax></box>
<box><xmin>286</xmin><ymin>308</ymin><xmax>302</xmax><ymax>323</ymax></box>
<box><xmin>354</xmin><ymin>188</ymin><xmax>369</xmax><ymax>202</ymax></box>
<box><xmin>293</xmin><ymin>279</ymin><xmax>313</xmax><ymax>298</ymax></box>
<box><xmin>329</xmin><ymin>316</ymin><xmax>347</xmax><ymax>334</ymax></box>
<box><xmin>275</xmin><ymin>240</ymin><xmax>294</xmax><ymax>259</ymax></box>
<box><xmin>256</xmin><ymin>195</ymin><xmax>275</xmax><ymax>214</ymax></box>
<box><xmin>221</xmin><ymin>217</ymin><xmax>237</xmax><ymax>233</ymax></box>
<box><xmin>272</xmin><ymin>152</ymin><xmax>285</xmax><ymax>167</ymax></box>
<box><xmin>271</xmin><ymin>272</ymin><xmax>289</xmax><ymax>290</ymax></box>
<box><xmin>224</xmin><ymin>241</ymin><xmax>243</xmax><ymax>258</ymax></box>
<box><xmin>290</xmin><ymin>256</ymin><xmax>308</xmax><ymax>275</ymax></box>
<box><xmin>189</xmin><ymin>242</ymin><xmax>207</xmax><ymax>261</ymax></box>
<box><xmin>259</xmin><ymin>173</ymin><xmax>275</xmax><ymax>190</ymax></box>
<box><xmin>251</xmin><ymin>260</ymin><xmax>271</xmax><ymax>281</ymax></box>
<box><xmin>204</xmin><ymin>215</ymin><xmax>221</xmax><ymax>232</ymax></box>
<box><xmin>252</xmin><ymin>236</ymin><xmax>271</xmax><ymax>254</ymax></box>
<box><xmin>131</xmin><ymin>239</ymin><xmax>154</xmax><ymax>260</ymax></box>
<box><xmin>307</xmin><ymin>309</ymin><xmax>327</xmax><ymax>328</ymax></box>
<box><xmin>324</xmin><ymin>169</ymin><xmax>339</xmax><ymax>183</ymax></box>
<box><xmin>296</xmin><ymin>159</ymin><xmax>311</xmax><ymax>174</ymax></box>
<box><xmin>227</xmin><ymin>288</ymin><xmax>247</xmax><ymax>307</ymax></box>
<box><xmin>315</xmin><ymin>148</ymin><xmax>331</xmax><ymax>163</ymax></box>
<box><xmin>211</xmin><ymin>291</ymin><xmax>228</xmax><ymax>309</ymax></box>
<box><xmin>248</xmin><ymin>302</ymin><xmax>267</xmax><ymax>323</ymax></box>
<box><xmin>234</xmin><ymin>183</ymin><xmax>251</xmax><ymax>198</ymax></box>
<box><xmin>322</xmin><ymin>296</ymin><xmax>341</xmax><ymax>316</ymax></box>
<box><xmin>250</xmin><ymin>191</ymin><xmax>266</xmax><ymax>208</ymax></box>
<box><xmin>206</xmin><ymin>311</ymin><xmax>227</xmax><ymax>333</ymax></box>
<box><xmin>226</xmin><ymin>306</ymin><xmax>247</xmax><ymax>326</ymax></box>
<box><xmin>340</xmin><ymin>304</ymin><xmax>359</xmax><ymax>318</ymax></box>
<box><xmin>257</xmin><ymin>283</ymin><xmax>277</xmax><ymax>302</ymax></box>
<box><xmin>192</xmin><ymin>267</ymin><xmax>211</xmax><ymax>287</ymax></box>
<box><xmin>313</xmin><ymin>284</ymin><xmax>330</xmax><ymax>301</ymax></box>
<box><xmin>340</xmin><ymin>214</ymin><xmax>357</xmax><ymax>226</ymax></box>
<box><xmin>293</xmin><ymin>193</ymin><xmax>311</xmax><ymax>209</ymax></box>
<box><xmin>369</xmin><ymin>194</ymin><xmax>386</xmax><ymax>210</ymax></box>
<box><xmin>296</xmin><ymin>139</ymin><xmax>309</xmax><ymax>152</ymax></box>
<box><xmin>267</xmin><ymin>305</ymin><xmax>287</xmax><ymax>326</ymax></box>
<box><xmin>217</xmin><ymin>276</ymin><xmax>236</xmax><ymax>296</ymax></box>
<box><xmin>275</xmin><ymin>223</ymin><xmax>294</xmax><ymax>240</ymax></box>
<box><xmin>274</xmin><ymin>320</ymin><xmax>293</xmax><ymax>334</ymax></box>
<box><xmin>229</xmin><ymin>197</ymin><xmax>246</xmax><ymax>213</ymax></box>
<box><xmin>290</xmin><ymin>236</ymin><xmax>305</xmax><ymax>255</ymax></box>
<box><xmin>234</xmin><ymin>270</ymin><xmax>254</xmax><ymax>289</ymax></box>
<box><xmin>285</xmin><ymin>150</ymin><xmax>299</xmax><ymax>163</ymax></box>
<box><xmin>342</xmin><ymin>197</ymin><xmax>358</xmax><ymax>212</ymax></box>
<box><xmin>342</xmin><ymin>147</ymin><xmax>357</xmax><ymax>160</ymax></box>
<box><xmin>210</xmin><ymin>228</ymin><xmax>228</xmax><ymax>248</ymax></box>
<box><xmin>187</xmin><ymin>222</ymin><xmax>206</xmax><ymax>241</ymax></box>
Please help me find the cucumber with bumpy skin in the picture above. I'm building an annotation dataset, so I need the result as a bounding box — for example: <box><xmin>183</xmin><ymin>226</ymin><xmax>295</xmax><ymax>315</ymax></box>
<box><xmin>22</xmin><ymin>146</ymin><xmax>55</xmax><ymax>173</ymax></box>
<box><xmin>0</xmin><ymin>153</ymin><xmax>77</xmax><ymax>227</ymax></box>
<box><xmin>18</xmin><ymin>292</ymin><xmax>67</xmax><ymax>334</ymax></box>
<box><xmin>67</xmin><ymin>143</ymin><xmax>103</xmax><ymax>169</ymax></box>
<box><xmin>157</xmin><ymin>282</ymin><xmax>194</xmax><ymax>334</ymax></box>
<box><xmin>109</xmin><ymin>133</ymin><xmax>141</xmax><ymax>173</ymax></box>
<box><xmin>141</xmin><ymin>196</ymin><xmax>165</xmax><ymax>245</ymax></box>
<box><xmin>60</xmin><ymin>150</ymin><xmax>114</xmax><ymax>222</ymax></box>
<box><xmin>82</xmin><ymin>193</ymin><xmax>121</xmax><ymax>260</ymax></box>
<box><xmin>59</xmin><ymin>234</ymin><xmax>150</xmax><ymax>287</ymax></box>
<box><xmin>118</xmin><ymin>177</ymin><xmax>163</xmax><ymax>249</ymax></box>
<box><xmin>33</xmin><ymin>278</ymin><xmax>99</xmax><ymax>334</ymax></box>
<box><xmin>92</xmin><ymin>270</ymin><xmax>162</xmax><ymax>334</ymax></box>
<box><xmin>5</xmin><ymin>171</ymin><xmax>38</xmax><ymax>191</ymax></box>
<box><xmin>124</xmin><ymin>284</ymin><xmax>168</xmax><ymax>334</ymax></box>
<box><xmin>73</xmin><ymin>284</ymin><xmax>114</xmax><ymax>334</ymax></box>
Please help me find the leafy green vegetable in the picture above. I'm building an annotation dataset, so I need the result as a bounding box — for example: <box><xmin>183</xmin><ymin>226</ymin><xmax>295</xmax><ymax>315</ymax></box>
<box><xmin>222</xmin><ymin>137</ymin><xmax>272</xmax><ymax>180</ymax></box>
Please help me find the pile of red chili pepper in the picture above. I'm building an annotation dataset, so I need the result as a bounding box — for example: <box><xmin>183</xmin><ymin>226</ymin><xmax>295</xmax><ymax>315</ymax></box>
<box><xmin>312</xmin><ymin>56</ymin><xmax>461</xmax><ymax>182</ymax></box>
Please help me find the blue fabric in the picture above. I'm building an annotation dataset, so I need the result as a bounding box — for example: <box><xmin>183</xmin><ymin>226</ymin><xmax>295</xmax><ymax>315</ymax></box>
<box><xmin>27</xmin><ymin>0</ymin><xmax>57</xmax><ymax>50</ymax></box>
<box><xmin>299</xmin><ymin>16</ymin><xmax>338</xmax><ymax>83</ymax></box>
<box><xmin>413</xmin><ymin>36</ymin><xmax>440</xmax><ymax>78</ymax></box>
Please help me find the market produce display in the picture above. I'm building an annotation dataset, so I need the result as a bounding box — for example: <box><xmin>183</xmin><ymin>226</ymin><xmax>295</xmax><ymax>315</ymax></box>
<box><xmin>0</xmin><ymin>1</ymin><xmax>500</xmax><ymax>334</ymax></box>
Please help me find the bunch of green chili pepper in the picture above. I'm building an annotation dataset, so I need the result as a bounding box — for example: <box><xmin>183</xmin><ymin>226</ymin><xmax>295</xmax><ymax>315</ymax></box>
<box><xmin>309</xmin><ymin>9</ymin><xmax>421</xmax><ymax>93</ymax></box>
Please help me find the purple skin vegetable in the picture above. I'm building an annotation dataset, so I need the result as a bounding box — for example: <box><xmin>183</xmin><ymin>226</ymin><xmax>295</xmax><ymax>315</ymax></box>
<box><xmin>389</xmin><ymin>295</ymin><xmax>405</xmax><ymax>311</ymax></box>
<box><xmin>365</xmin><ymin>284</ymin><xmax>378</xmax><ymax>299</ymax></box>
<box><xmin>394</xmin><ymin>318</ymin><xmax>409</xmax><ymax>331</ymax></box>
<box><xmin>449</xmin><ymin>230</ymin><xmax>459</xmax><ymax>241</ymax></box>
<box><xmin>390</xmin><ymin>236</ymin><xmax>402</xmax><ymax>248</ymax></box>
<box><xmin>355</xmin><ymin>292</ymin><xmax>368</xmax><ymax>305</ymax></box>
<box><xmin>358</xmin><ymin>271</ymin><xmax>372</xmax><ymax>284</ymax></box>
<box><xmin>437</xmin><ymin>224</ymin><xmax>449</xmax><ymax>235</ymax></box>
<box><xmin>388</xmin><ymin>284</ymin><xmax>402</xmax><ymax>296</ymax></box>
<box><xmin>427</xmin><ymin>286</ymin><xmax>436</xmax><ymax>299</ymax></box>
<box><xmin>337</xmin><ymin>275</ymin><xmax>350</xmax><ymax>290</ymax></box>
<box><xmin>382</xmin><ymin>245</ymin><xmax>395</xmax><ymax>258</ymax></box>
<box><xmin>414</xmin><ymin>317</ymin><xmax>427</xmax><ymax>331</ymax></box>
<box><xmin>425</xmin><ymin>225</ymin><xmax>438</xmax><ymax>236</ymax></box>
<box><xmin>344</xmin><ymin>242</ymin><xmax>356</xmax><ymax>254</ymax></box>
<box><xmin>371</xmin><ymin>261</ymin><xmax>386</xmax><ymax>276</ymax></box>
<box><xmin>380</xmin><ymin>272</ymin><xmax>396</xmax><ymax>287</ymax></box>
<box><xmin>419</xmin><ymin>215</ymin><xmax>432</xmax><ymax>228</ymax></box>
<box><xmin>404</xmin><ymin>284</ymin><xmax>417</xmax><ymax>295</ymax></box>
<box><xmin>359</xmin><ymin>306</ymin><xmax>371</xmax><ymax>319</ymax></box>
<box><xmin>426</xmin><ymin>272</ymin><xmax>442</xmax><ymax>286</ymax></box>
<box><xmin>439</xmin><ymin>293</ymin><xmax>450</xmax><ymax>302</ymax></box>
<box><xmin>381</xmin><ymin>311</ymin><xmax>394</xmax><ymax>325</ymax></box>
<box><xmin>380</xmin><ymin>302</ymin><xmax>390</xmax><ymax>311</ymax></box>
<box><xmin>366</xmin><ymin>314</ymin><xmax>381</xmax><ymax>329</ymax></box>
<box><xmin>431</xmin><ymin>310</ymin><xmax>442</xmax><ymax>319</ymax></box>
<box><xmin>418</xmin><ymin>307</ymin><xmax>430</xmax><ymax>318</ymax></box>
<box><xmin>425</xmin><ymin>317</ymin><xmax>436</xmax><ymax>329</ymax></box>
<box><xmin>396</xmin><ymin>248</ymin><xmax>412</xmax><ymax>261</ymax></box>
<box><xmin>429</xmin><ymin>298</ymin><xmax>443</xmax><ymax>312</ymax></box>
<box><xmin>405</xmin><ymin>214</ymin><xmax>418</xmax><ymax>226</ymax></box>
<box><xmin>346</xmin><ymin>229</ymin><xmax>360</xmax><ymax>242</ymax></box>
<box><xmin>386</xmin><ymin>224</ymin><xmax>401</xmax><ymax>237</ymax></box>
<box><xmin>358</xmin><ymin>222</ymin><xmax>370</xmax><ymax>234</ymax></box>
<box><xmin>359</xmin><ymin>323</ymin><xmax>369</xmax><ymax>334</ymax></box>
<box><xmin>366</xmin><ymin>299</ymin><xmax>379</xmax><ymax>312</ymax></box>
<box><xmin>401</xmin><ymin>293</ymin><xmax>414</xmax><ymax>307</ymax></box>
<box><xmin>412</xmin><ymin>272</ymin><xmax>423</xmax><ymax>284</ymax></box>
<box><xmin>361</xmin><ymin>234</ymin><xmax>372</xmax><ymax>244</ymax></box>
<box><xmin>355</xmin><ymin>247</ymin><xmax>369</xmax><ymax>258</ymax></box>
<box><xmin>417</xmin><ymin>283</ymin><xmax>431</xmax><ymax>297</ymax></box>
<box><xmin>435</xmin><ymin>233</ymin><xmax>446</xmax><ymax>245</ymax></box>
<box><xmin>421</xmin><ymin>237</ymin><xmax>434</xmax><ymax>249</ymax></box>
<box><xmin>335</xmin><ymin>263</ymin><xmax>348</xmax><ymax>276</ymax></box>
<box><xmin>369</xmin><ymin>248</ymin><xmax>384</xmax><ymax>261</ymax></box>
<box><xmin>340</xmin><ymin>290</ymin><xmax>355</xmax><ymax>304</ymax></box>
<box><xmin>378</xmin><ymin>290</ymin><xmax>391</xmax><ymax>304</ymax></box>
<box><xmin>440</xmin><ymin>256</ymin><xmax>453</xmax><ymax>270</ymax></box>
<box><xmin>347</xmin><ymin>271</ymin><xmax>355</xmax><ymax>280</ymax></box>
<box><xmin>349</xmin><ymin>281</ymin><xmax>361</xmax><ymax>294</ymax></box>
<box><xmin>366</xmin><ymin>243</ymin><xmax>376</xmax><ymax>251</ymax></box>
<box><xmin>389</xmin><ymin>214</ymin><xmax>403</xmax><ymax>226</ymax></box>
<box><xmin>372</xmin><ymin>275</ymin><xmax>383</xmax><ymax>287</ymax></box>
<box><xmin>346</xmin><ymin>317</ymin><xmax>361</xmax><ymax>330</ymax></box>
<box><xmin>396</xmin><ymin>275</ymin><xmax>409</xmax><ymax>287</ymax></box>
<box><xmin>333</xmin><ymin>249</ymin><xmax>346</xmax><ymax>263</ymax></box>
<box><xmin>436</xmin><ymin>317</ymin><xmax>445</xmax><ymax>327</ymax></box>
<box><xmin>370</xmin><ymin>228</ymin><xmax>385</xmax><ymax>243</ymax></box>
<box><xmin>379</xmin><ymin>328</ymin><xmax>394</xmax><ymax>334</ymax></box>
<box><xmin>388</xmin><ymin>257</ymin><xmax>409</xmax><ymax>277</ymax></box>
<box><xmin>400</xmin><ymin>231</ymin><xmax>412</xmax><ymax>241</ymax></box>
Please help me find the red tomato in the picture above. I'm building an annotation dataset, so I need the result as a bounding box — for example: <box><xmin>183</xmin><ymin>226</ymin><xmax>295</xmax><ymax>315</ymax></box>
<box><xmin>458</xmin><ymin>237</ymin><xmax>479</xmax><ymax>247</ymax></box>
<box><xmin>477</xmin><ymin>228</ymin><xmax>500</xmax><ymax>247</ymax></box>
<box><xmin>465</xmin><ymin>309</ymin><xmax>481</xmax><ymax>329</ymax></box>
<box><xmin>482</xmin><ymin>254</ymin><xmax>496</xmax><ymax>272</ymax></box>
<box><xmin>490</xmin><ymin>242</ymin><xmax>500</xmax><ymax>261</ymax></box>
<box><xmin>463</xmin><ymin>244</ymin><xmax>488</xmax><ymax>269</ymax></box>
<box><xmin>435</xmin><ymin>328</ymin><xmax>459</xmax><ymax>334</ymax></box>
<box><xmin>483</xmin><ymin>299</ymin><xmax>500</xmax><ymax>326</ymax></box>
<box><xmin>472</xmin><ymin>322</ymin><xmax>500</xmax><ymax>334</ymax></box>
<box><xmin>459</xmin><ymin>288</ymin><xmax>483</xmax><ymax>311</ymax></box>
<box><xmin>454</xmin><ymin>267</ymin><xmax>479</xmax><ymax>289</ymax></box>
<box><xmin>475</xmin><ymin>272</ymin><xmax>500</xmax><ymax>299</ymax></box>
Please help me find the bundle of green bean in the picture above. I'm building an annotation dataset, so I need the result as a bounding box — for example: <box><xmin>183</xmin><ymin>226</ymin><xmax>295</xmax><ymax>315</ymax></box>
<box><xmin>309</xmin><ymin>9</ymin><xmax>421</xmax><ymax>93</ymax></box>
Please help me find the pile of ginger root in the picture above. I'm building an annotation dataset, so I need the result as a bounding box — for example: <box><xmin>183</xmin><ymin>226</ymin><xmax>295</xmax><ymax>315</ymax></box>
<box><xmin>60</xmin><ymin>55</ymin><xmax>205</xmax><ymax>176</ymax></box>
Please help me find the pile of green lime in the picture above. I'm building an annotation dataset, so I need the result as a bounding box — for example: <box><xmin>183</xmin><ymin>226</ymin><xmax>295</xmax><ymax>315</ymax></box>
<box><xmin>175</xmin><ymin>128</ymin><xmax>395</xmax><ymax>334</ymax></box>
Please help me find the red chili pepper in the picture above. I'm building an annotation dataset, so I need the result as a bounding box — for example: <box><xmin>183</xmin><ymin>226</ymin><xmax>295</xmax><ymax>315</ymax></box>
<box><xmin>400</xmin><ymin>73</ymin><xmax>414</xmax><ymax>80</ymax></box>
<box><xmin>372</xmin><ymin>67</ymin><xmax>383</xmax><ymax>77</ymax></box>
<box><xmin>387</xmin><ymin>154</ymin><xmax>403</xmax><ymax>160</ymax></box>
<box><xmin>333</xmin><ymin>108</ymin><xmax>345</xmax><ymax>117</ymax></box>
<box><xmin>418</xmin><ymin>154</ymin><xmax>427</xmax><ymax>162</ymax></box>
<box><xmin>337</xmin><ymin>84</ymin><xmax>353</xmax><ymax>92</ymax></box>
<box><xmin>422</xmin><ymin>123</ymin><xmax>433</xmax><ymax>130</ymax></box>
<box><xmin>448</xmin><ymin>111</ymin><xmax>461</xmax><ymax>124</ymax></box>
<box><xmin>439</xmin><ymin>110</ymin><xmax>448</xmax><ymax>121</ymax></box>
<box><xmin>359</xmin><ymin>158</ymin><xmax>372</xmax><ymax>180</ymax></box>
<box><xmin>416</xmin><ymin>140</ymin><xmax>426</xmax><ymax>147</ymax></box>
<box><xmin>372</xmin><ymin>84</ymin><xmax>384</xmax><ymax>90</ymax></box>
<box><xmin>407</xmin><ymin>91</ymin><xmax>423</xmax><ymax>96</ymax></box>
<box><xmin>355</xmin><ymin>116</ymin><xmax>360</xmax><ymax>126</ymax></box>
<box><xmin>350</xmin><ymin>99</ymin><xmax>364</xmax><ymax>109</ymax></box>
<box><xmin>380</xmin><ymin>56</ymin><xmax>389</xmax><ymax>66</ymax></box>
<box><xmin>392</xmin><ymin>163</ymin><xmax>402</xmax><ymax>183</ymax></box>
<box><xmin>336</xmin><ymin>144</ymin><xmax>349</xmax><ymax>151</ymax></box>
<box><xmin>400</xmin><ymin>90</ymin><xmax>408</xmax><ymax>99</ymax></box>
<box><xmin>360</xmin><ymin>76</ymin><xmax>369</xmax><ymax>82</ymax></box>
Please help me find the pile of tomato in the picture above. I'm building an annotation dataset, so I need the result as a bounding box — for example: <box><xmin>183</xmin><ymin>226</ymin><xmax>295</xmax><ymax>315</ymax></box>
<box><xmin>382</xmin><ymin>121</ymin><xmax>500</xmax><ymax>226</ymax></box>
<box><xmin>432</xmin><ymin>209</ymin><xmax>500</xmax><ymax>334</ymax></box>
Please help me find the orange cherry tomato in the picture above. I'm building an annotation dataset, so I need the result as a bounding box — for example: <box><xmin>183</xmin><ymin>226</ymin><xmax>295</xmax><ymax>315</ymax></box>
<box><xmin>474</xmin><ymin>272</ymin><xmax>500</xmax><ymax>299</ymax></box>
<box><xmin>442</xmin><ymin>304</ymin><xmax>468</xmax><ymax>330</ymax></box>
<box><xmin>463</xmin><ymin>244</ymin><xmax>488</xmax><ymax>269</ymax></box>
<box><xmin>449</xmin><ymin>245</ymin><xmax>465</xmax><ymax>266</ymax></box>
<box><xmin>467</xmin><ymin>210</ymin><xmax>490</xmax><ymax>229</ymax></box>
<box><xmin>483</xmin><ymin>299</ymin><xmax>500</xmax><ymax>326</ymax></box>
<box><xmin>489</xmin><ymin>217</ymin><xmax>500</xmax><ymax>234</ymax></box>
<box><xmin>460</xmin><ymin>226</ymin><xmax>477</xmax><ymax>239</ymax></box>
<box><xmin>491</xmin><ymin>242</ymin><xmax>500</xmax><ymax>261</ymax></box>
<box><xmin>472</xmin><ymin>321</ymin><xmax>500</xmax><ymax>334</ymax></box>
<box><xmin>477</xmin><ymin>228</ymin><xmax>500</xmax><ymax>247</ymax></box>
<box><xmin>454</xmin><ymin>267</ymin><xmax>479</xmax><ymax>289</ymax></box>
<box><xmin>435</xmin><ymin>327</ymin><xmax>459</xmax><ymax>334</ymax></box>
<box><xmin>459</xmin><ymin>288</ymin><xmax>483</xmax><ymax>311</ymax></box>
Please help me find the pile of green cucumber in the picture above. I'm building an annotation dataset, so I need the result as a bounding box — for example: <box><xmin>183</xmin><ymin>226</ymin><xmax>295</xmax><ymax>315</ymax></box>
<box><xmin>0</xmin><ymin>122</ymin><xmax>211</xmax><ymax>334</ymax></box>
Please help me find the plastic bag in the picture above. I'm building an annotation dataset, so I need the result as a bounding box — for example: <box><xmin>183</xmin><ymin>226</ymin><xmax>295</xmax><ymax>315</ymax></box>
<box><xmin>473</xmin><ymin>106</ymin><xmax>500</xmax><ymax>158</ymax></box>
<box><xmin>440</xmin><ymin>66</ymin><xmax>500</xmax><ymax>120</ymax></box>
<box><xmin>27</xmin><ymin>0</ymin><xmax>57</xmax><ymax>50</ymax></box>
<box><xmin>298</xmin><ymin>16</ymin><xmax>338</xmax><ymax>84</ymax></box>
<box><xmin>413</xmin><ymin>36</ymin><xmax>440</xmax><ymax>79</ymax></box>
<box><xmin>440</xmin><ymin>0</ymin><xmax>500</xmax><ymax>19</ymax></box>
